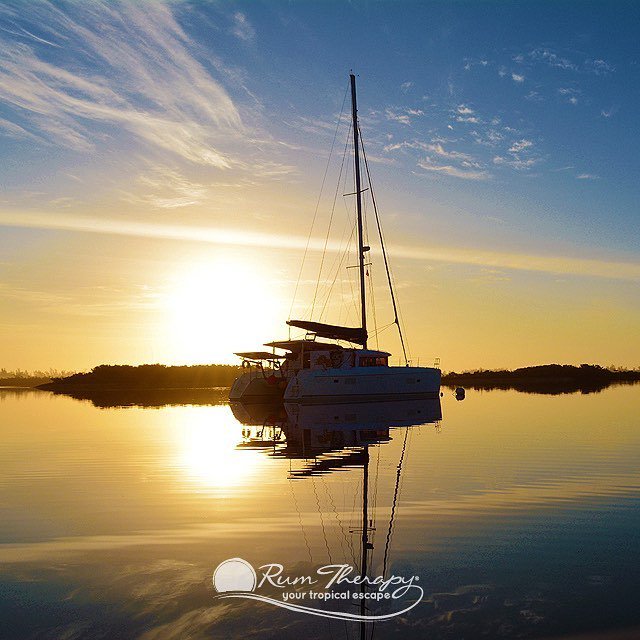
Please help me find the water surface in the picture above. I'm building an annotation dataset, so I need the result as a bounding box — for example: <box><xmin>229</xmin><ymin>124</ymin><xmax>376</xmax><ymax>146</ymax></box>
<box><xmin>1</xmin><ymin>385</ymin><xmax>639</xmax><ymax>639</ymax></box>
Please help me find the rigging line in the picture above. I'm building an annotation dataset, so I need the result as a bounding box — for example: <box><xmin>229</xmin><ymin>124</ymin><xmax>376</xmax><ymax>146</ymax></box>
<box><xmin>317</xmin><ymin>196</ymin><xmax>355</xmax><ymax>321</ymax></box>
<box><xmin>319</xmin><ymin>223</ymin><xmax>356</xmax><ymax>320</ymax></box>
<box><xmin>328</xmin><ymin>136</ymin><xmax>359</xmax><ymax>323</ymax></box>
<box><xmin>321</xmin><ymin>475</ymin><xmax>355</xmax><ymax>567</ymax></box>
<box><xmin>312</xmin><ymin>474</ymin><xmax>333</xmax><ymax>564</ymax></box>
<box><xmin>368</xmin><ymin>443</ymin><xmax>382</xmax><ymax>546</ymax></box>
<box><xmin>367</xmin><ymin>264</ymin><xmax>379</xmax><ymax>350</ymax></box>
<box><xmin>290</xmin><ymin>82</ymin><xmax>350</xmax><ymax>321</ymax></box>
<box><xmin>369</xmin><ymin>321</ymin><xmax>395</xmax><ymax>337</ymax></box>
<box><xmin>289</xmin><ymin>475</ymin><xmax>314</xmax><ymax>565</ymax></box>
<box><xmin>311</xmin><ymin>121</ymin><xmax>352</xmax><ymax>319</ymax></box>
<box><xmin>359</xmin><ymin>126</ymin><xmax>409</xmax><ymax>365</ymax></box>
<box><xmin>382</xmin><ymin>428</ymin><xmax>410</xmax><ymax>579</ymax></box>
<box><xmin>343</xmin><ymin>480</ymin><xmax>358</xmax><ymax>564</ymax></box>
<box><xmin>321</xmin><ymin>134</ymin><xmax>357</xmax><ymax>322</ymax></box>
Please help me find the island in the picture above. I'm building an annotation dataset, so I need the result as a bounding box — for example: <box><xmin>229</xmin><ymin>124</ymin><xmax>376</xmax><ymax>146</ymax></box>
<box><xmin>28</xmin><ymin>362</ymin><xmax>640</xmax><ymax>407</ymax></box>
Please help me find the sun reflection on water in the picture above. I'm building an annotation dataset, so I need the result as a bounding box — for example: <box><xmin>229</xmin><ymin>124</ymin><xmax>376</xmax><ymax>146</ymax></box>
<box><xmin>174</xmin><ymin>405</ymin><xmax>266</xmax><ymax>491</ymax></box>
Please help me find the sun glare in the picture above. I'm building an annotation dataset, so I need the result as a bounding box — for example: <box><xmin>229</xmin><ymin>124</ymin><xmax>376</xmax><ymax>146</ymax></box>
<box><xmin>163</xmin><ymin>254</ymin><xmax>285</xmax><ymax>364</ymax></box>
<box><xmin>175</xmin><ymin>406</ymin><xmax>266</xmax><ymax>490</ymax></box>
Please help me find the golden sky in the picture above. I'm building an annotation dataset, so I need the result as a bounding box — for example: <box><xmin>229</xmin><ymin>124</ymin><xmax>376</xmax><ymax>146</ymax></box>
<box><xmin>1</xmin><ymin>1</ymin><xmax>639</xmax><ymax>372</ymax></box>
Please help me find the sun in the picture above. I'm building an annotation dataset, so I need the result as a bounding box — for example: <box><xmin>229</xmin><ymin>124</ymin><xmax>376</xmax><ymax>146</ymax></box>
<box><xmin>163</xmin><ymin>253</ymin><xmax>285</xmax><ymax>364</ymax></box>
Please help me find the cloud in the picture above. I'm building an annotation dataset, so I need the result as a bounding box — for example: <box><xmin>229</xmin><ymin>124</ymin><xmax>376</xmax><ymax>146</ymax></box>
<box><xmin>601</xmin><ymin>107</ymin><xmax>616</xmax><ymax>118</ymax></box>
<box><xmin>508</xmin><ymin>139</ymin><xmax>533</xmax><ymax>153</ymax></box>
<box><xmin>125</xmin><ymin>166</ymin><xmax>209</xmax><ymax>209</ymax></box>
<box><xmin>231</xmin><ymin>11</ymin><xmax>255</xmax><ymax>42</ymax></box>
<box><xmin>384</xmin><ymin>140</ymin><xmax>477</xmax><ymax>164</ymax></box>
<box><xmin>529</xmin><ymin>48</ymin><xmax>577</xmax><ymax>71</ymax></box>
<box><xmin>576</xmin><ymin>173</ymin><xmax>600</xmax><ymax>180</ymax></box>
<box><xmin>0</xmin><ymin>116</ymin><xmax>43</xmax><ymax>142</ymax></box>
<box><xmin>400</xmin><ymin>81</ymin><xmax>413</xmax><ymax>93</ymax></box>
<box><xmin>462</xmin><ymin>58</ymin><xmax>489</xmax><ymax>72</ymax></box>
<box><xmin>385</xmin><ymin>108</ymin><xmax>423</xmax><ymax>124</ymax></box>
<box><xmin>511</xmin><ymin>73</ymin><xmax>525</xmax><ymax>83</ymax></box>
<box><xmin>457</xmin><ymin>105</ymin><xmax>474</xmax><ymax>115</ymax></box>
<box><xmin>585</xmin><ymin>58</ymin><xmax>614</xmax><ymax>75</ymax></box>
<box><xmin>2</xmin><ymin>208</ymin><xmax>640</xmax><ymax>281</ymax></box>
<box><xmin>558</xmin><ymin>87</ymin><xmax>580</xmax><ymax>105</ymax></box>
<box><xmin>417</xmin><ymin>157</ymin><xmax>489</xmax><ymax>181</ymax></box>
<box><xmin>493</xmin><ymin>155</ymin><xmax>538</xmax><ymax>171</ymax></box>
<box><xmin>0</xmin><ymin>1</ymin><xmax>243</xmax><ymax>167</ymax></box>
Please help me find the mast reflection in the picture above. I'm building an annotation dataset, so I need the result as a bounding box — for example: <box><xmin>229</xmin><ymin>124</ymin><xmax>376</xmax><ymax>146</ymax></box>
<box><xmin>231</xmin><ymin>398</ymin><xmax>441</xmax><ymax>636</ymax></box>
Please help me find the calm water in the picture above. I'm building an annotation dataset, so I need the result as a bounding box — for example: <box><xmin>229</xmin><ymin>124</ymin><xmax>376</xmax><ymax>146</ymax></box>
<box><xmin>1</xmin><ymin>385</ymin><xmax>639</xmax><ymax>639</ymax></box>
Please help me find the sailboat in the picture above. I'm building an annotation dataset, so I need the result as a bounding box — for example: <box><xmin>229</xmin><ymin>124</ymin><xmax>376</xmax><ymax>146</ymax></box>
<box><xmin>230</xmin><ymin>73</ymin><xmax>441</xmax><ymax>403</ymax></box>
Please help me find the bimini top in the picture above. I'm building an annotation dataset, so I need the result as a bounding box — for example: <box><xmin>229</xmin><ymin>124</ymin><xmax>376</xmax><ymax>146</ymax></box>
<box><xmin>263</xmin><ymin>340</ymin><xmax>344</xmax><ymax>352</ymax></box>
<box><xmin>234</xmin><ymin>351</ymin><xmax>286</xmax><ymax>361</ymax></box>
<box><xmin>286</xmin><ymin>320</ymin><xmax>367</xmax><ymax>346</ymax></box>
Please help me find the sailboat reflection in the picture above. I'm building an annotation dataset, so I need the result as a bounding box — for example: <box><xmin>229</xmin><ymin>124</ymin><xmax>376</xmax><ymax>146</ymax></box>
<box><xmin>231</xmin><ymin>398</ymin><xmax>441</xmax><ymax>472</ymax></box>
<box><xmin>230</xmin><ymin>398</ymin><xmax>441</xmax><ymax>636</ymax></box>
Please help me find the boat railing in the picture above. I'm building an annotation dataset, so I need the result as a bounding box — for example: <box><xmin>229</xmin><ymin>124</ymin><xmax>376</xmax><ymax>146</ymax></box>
<box><xmin>394</xmin><ymin>356</ymin><xmax>441</xmax><ymax>368</ymax></box>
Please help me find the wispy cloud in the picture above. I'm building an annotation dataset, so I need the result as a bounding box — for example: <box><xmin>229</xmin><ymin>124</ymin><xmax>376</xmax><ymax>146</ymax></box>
<box><xmin>0</xmin><ymin>1</ymin><xmax>243</xmax><ymax>167</ymax></box>
<box><xmin>493</xmin><ymin>138</ymin><xmax>540</xmax><ymax>171</ymax></box>
<box><xmin>400</xmin><ymin>81</ymin><xmax>413</xmax><ymax>93</ymax></box>
<box><xmin>417</xmin><ymin>157</ymin><xmax>489</xmax><ymax>181</ymax></box>
<box><xmin>529</xmin><ymin>48</ymin><xmax>577</xmax><ymax>71</ymax></box>
<box><xmin>2</xmin><ymin>208</ymin><xmax>639</xmax><ymax>281</ymax></box>
<box><xmin>124</xmin><ymin>166</ymin><xmax>208</xmax><ymax>209</ymax></box>
<box><xmin>585</xmin><ymin>58</ymin><xmax>614</xmax><ymax>75</ymax></box>
<box><xmin>493</xmin><ymin>155</ymin><xmax>538</xmax><ymax>171</ymax></box>
<box><xmin>508</xmin><ymin>139</ymin><xmax>533</xmax><ymax>153</ymax></box>
<box><xmin>231</xmin><ymin>11</ymin><xmax>255</xmax><ymax>42</ymax></box>
<box><xmin>558</xmin><ymin>87</ymin><xmax>581</xmax><ymax>105</ymax></box>
<box><xmin>511</xmin><ymin>73</ymin><xmax>525</xmax><ymax>83</ymax></box>
<box><xmin>576</xmin><ymin>173</ymin><xmax>600</xmax><ymax>180</ymax></box>
<box><xmin>385</xmin><ymin>138</ymin><xmax>486</xmax><ymax>179</ymax></box>
<box><xmin>456</xmin><ymin>115</ymin><xmax>479</xmax><ymax>124</ymax></box>
<box><xmin>525</xmin><ymin>90</ymin><xmax>543</xmax><ymax>102</ymax></box>
<box><xmin>457</xmin><ymin>104</ymin><xmax>475</xmax><ymax>115</ymax></box>
<box><xmin>385</xmin><ymin>107</ymin><xmax>423</xmax><ymax>125</ymax></box>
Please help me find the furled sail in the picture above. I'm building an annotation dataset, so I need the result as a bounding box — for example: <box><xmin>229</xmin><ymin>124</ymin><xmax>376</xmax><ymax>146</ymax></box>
<box><xmin>286</xmin><ymin>320</ymin><xmax>367</xmax><ymax>346</ymax></box>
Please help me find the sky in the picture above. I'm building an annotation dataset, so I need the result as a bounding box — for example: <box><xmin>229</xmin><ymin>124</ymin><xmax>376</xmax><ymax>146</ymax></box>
<box><xmin>0</xmin><ymin>0</ymin><xmax>639</xmax><ymax>372</ymax></box>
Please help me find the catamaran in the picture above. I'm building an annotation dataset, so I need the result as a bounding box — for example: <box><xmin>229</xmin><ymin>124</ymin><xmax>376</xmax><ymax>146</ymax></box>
<box><xmin>229</xmin><ymin>73</ymin><xmax>441</xmax><ymax>403</ymax></box>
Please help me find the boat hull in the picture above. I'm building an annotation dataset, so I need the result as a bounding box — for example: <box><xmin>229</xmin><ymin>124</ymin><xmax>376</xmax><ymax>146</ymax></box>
<box><xmin>283</xmin><ymin>366</ymin><xmax>441</xmax><ymax>403</ymax></box>
<box><xmin>229</xmin><ymin>371</ymin><xmax>286</xmax><ymax>402</ymax></box>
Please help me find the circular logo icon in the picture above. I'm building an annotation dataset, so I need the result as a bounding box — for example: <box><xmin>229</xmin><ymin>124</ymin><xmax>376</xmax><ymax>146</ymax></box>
<box><xmin>213</xmin><ymin>558</ymin><xmax>257</xmax><ymax>593</ymax></box>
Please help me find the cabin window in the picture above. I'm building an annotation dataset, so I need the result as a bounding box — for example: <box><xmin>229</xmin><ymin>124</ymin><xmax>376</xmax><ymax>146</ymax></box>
<box><xmin>359</xmin><ymin>356</ymin><xmax>388</xmax><ymax>367</ymax></box>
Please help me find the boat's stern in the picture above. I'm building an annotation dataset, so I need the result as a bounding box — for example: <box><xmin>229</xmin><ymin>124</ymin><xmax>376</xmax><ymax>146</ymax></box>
<box><xmin>229</xmin><ymin>370</ymin><xmax>286</xmax><ymax>402</ymax></box>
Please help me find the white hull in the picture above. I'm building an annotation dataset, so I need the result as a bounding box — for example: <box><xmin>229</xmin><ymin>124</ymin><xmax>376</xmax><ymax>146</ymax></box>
<box><xmin>229</xmin><ymin>371</ymin><xmax>284</xmax><ymax>402</ymax></box>
<box><xmin>284</xmin><ymin>366</ymin><xmax>440</xmax><ymax>403</ymax></box>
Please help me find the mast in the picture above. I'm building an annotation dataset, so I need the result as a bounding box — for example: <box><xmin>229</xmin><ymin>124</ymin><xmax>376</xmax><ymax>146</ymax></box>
<box><xmin>350</xmin><ymin>73</ymin><xmax>368</xmax><ymax>349</ymax></box>
<box><xmin>360</xmin><ymin>442</ymin><xmax>370</xmax><ymax>639</ymax></box>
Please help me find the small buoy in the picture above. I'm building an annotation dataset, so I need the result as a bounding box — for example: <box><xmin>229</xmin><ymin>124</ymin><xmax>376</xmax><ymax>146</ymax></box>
<box><xmin>455</xmin><ymin>386</ymin><xmax>465</xmax><ymax>400</ymax></box>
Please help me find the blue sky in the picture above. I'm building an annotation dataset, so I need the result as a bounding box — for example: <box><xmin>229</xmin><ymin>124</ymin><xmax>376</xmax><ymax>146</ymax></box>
<box><xmin>0</xmin><ymin>1</ymin><xmax>639</xmax><ymax>369</ymax></box>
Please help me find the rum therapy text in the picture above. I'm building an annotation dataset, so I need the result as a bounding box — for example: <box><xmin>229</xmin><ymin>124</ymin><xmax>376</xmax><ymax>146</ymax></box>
<box><xmin>258</xmin><ymin>563</ymin><xmax>420</xmax><ymax>599</ymax></box>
